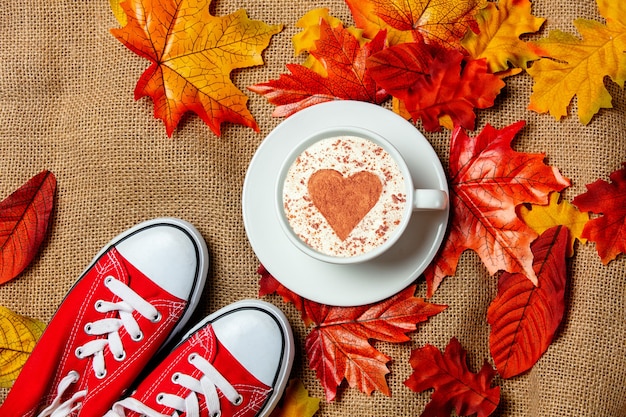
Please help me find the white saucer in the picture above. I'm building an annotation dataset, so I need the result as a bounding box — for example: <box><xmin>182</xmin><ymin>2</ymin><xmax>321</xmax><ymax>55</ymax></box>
<box><xmin>242</xmin><ymin>101</ymin><xmax>449</xmax><ymax>306</ymax></box>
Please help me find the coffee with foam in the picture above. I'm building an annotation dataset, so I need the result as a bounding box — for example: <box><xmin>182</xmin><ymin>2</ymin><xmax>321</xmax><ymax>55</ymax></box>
<box><xmin>282</xmin><ymin>135</ymin><xmax>407</xmax><ymax>258</ymax></box>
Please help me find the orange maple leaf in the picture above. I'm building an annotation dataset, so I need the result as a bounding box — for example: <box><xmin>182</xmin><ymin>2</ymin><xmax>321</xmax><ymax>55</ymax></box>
<box><xmin>527</xmin><ymin>0</ymin><xmax>626</xmax><ymax>124</ymax></box>
<box><xmin>345</xmin><ymin>0</ymin><xmax>486</xmax><ymax>49</ymax></box>
<box><xmin>424</xmin><ymin>121</ymin><xmax>570</xmax><ymax>297</ymax></box>
<box><xmin>111</xmin><ymin>0</ymin><xmax>282</xmax><ymax>136</ymax></box>
<box><xmin>461</xmin><ymin>0</ymin><xmax>545</xmax><ymax>73</ymax></box>
<box><xmin>258</xmin><ymin>269</ymin><xmax>446</xmax><ymax>401</ymax></box>
<box><xmin>249</xmin><ymin>20</ymin><xmax>388</xmax><ymax>117</ymax></box>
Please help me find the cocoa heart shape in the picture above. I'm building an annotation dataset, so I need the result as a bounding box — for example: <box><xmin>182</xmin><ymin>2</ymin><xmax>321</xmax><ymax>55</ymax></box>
<box><xmin>307</xmin><ymin>169</ymin><xmax>383</xmax><ymax>241</ymax></box>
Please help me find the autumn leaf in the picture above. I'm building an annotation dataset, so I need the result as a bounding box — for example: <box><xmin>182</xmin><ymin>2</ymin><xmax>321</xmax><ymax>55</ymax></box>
<box><xmin>0</xmin><ymin>306</ymin><xmax>46</xmax><ymax>388</ymax></box>
<box><xmin>249</xmin><ymin>20</ymin><xmax>388</xmax><ymax>117</ymax></box>
<box><xmin>461</xmin><ymin>0</ymin><xmax>545</xmax><ymax>73</ymax></box>
<box><xmin>487</xmin><ymin>226</ymin><xmax>568</xmax><ymax>379</ymax></box>
<box><xmin>0</xmin><ymin>171</ymin><xmax>56</xmax><ymax>284</ymax></box>
<box><xmin>367</xmin><ymin>41</ymin><xmax>504</xmax><ymax>131</ymax></box>
<box><xmin>111</xmin><ymin>0</ymin><xmax>282</xmax><ymax>137</ymax></box>
<box><xmin>259</xmin><ymin>268</ymin><xmax>446</xmax><ymax>401</ymax></box>
<box><xmin>519</xmin><ymin>192</ymin><xmax>589</xmax><ymax>257</ymax></box>
<box><xmin>303</xmin><ymin>286</ymin><xmax>446</xmax><ymax>401</ymax></box>
<box><xmin>270</xmin><ymin>378</ymin><xmax>320</xmax><ymax>417</ymax></box>
<box><xmin>109</xmin><ymin>0</ymin><xmax>127</xmax><ymax>26</ymax></box>
<box><xmin>404</xmin><ymin>337</ymin><xmax>500</xmax><ymax>417</ymax></box>
<box><xmin>572</xmin><ymin>163</ymin><xmax>626</xmax><ymax>264</ymax></box>
<box><xmin>345</xmin><ymin>0</ymin><xmax>486</xmax><ymax>50</ymax></box>
<box><xmin>527</xmin><ymin>0</ymin><xmax>626</xmax><ymax>124</ymax></box>
<box><xmin>424</xmin><ymin>122</ymin><xmax>570</xmax><ymax>297</ymax></box>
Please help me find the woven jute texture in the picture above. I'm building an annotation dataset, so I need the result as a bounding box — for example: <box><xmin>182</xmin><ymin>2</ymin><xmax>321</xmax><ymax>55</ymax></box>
<box><xmin>1</xmin><ymin>0</ymin><xmax>625</xmax><ymax>415</ymax></box>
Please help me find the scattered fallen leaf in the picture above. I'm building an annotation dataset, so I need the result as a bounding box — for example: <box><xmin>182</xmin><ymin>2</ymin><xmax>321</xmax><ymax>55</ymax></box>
<box><xmin>572</xmin><ymin>163</ymin><xmax>626</xmax><ymax>264</ymax></box>
<box><xmin>519</xmin><ymin>192</ymin><xmax>589</xmax><ymax>257</ymax></box>
<box><xmin>259</xmin><ymin>269</ymin><xmax>446</xmax><ymax>402</ymax></box>
<box><xmin>367</xmin><ymin>41</ymin><xmax>505</xmax><ymax>131</ymax></box>
<box><xmin>461</xmin><ymin>0</ymin><xmax>545</xmax><ymax>73</ymax></box>
<box><xmin>404</xmin><ymin>337</ymin><xmax>500</xmax><ymax>417</ymax></box>
<box><xmin>0</xmin><ymin>171</ymin><xmax>56</xmax><ymax>284</ymax></box>
<box><xmin>111</xmin><ymin>0</ymin><xmax>282</xmax><ymax>136</ymax></box>
<box><xmin>249</xmin><ymin>20</ymin><xmax>388</xmax><ymax>118</ymax></box>
<box><xmin>304</xmin><ymin>285</ymin><xmax>446</xmax><ymax>401</ymax></box>
<box><xmin>0</xmin><ymin>306</ymin><xmax>46</xmax><ymax>388</ymax></box>
<box><xmin>345</xmin><ymin>0</ymin><xmax>486</xmax><ymax>50</ymax></box>
<box><xmin>270</xmin><ymin>378</ymin><xmax>320</xmax><ymax>417</ymax></box>
<box><xmin>487</xmin><ymin>226</ymin><xmax>568</xmax><ymax>379</ymax></box>
<box><xmin>424</xmin><ymin>121</ymin><xmax>570</xmax><ymax>297</ymax></box>
<box><xmin>527</xmin><ymin>0</ymin><xmax>626</xmax><ymax>124</ymax></box>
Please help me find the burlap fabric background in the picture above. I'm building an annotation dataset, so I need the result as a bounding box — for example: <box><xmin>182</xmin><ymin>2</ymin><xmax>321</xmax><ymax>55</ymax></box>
<box><xmin>1</xmin><ymin>0</ymin><xmax>625</xmax><ymax>415</ymax></box>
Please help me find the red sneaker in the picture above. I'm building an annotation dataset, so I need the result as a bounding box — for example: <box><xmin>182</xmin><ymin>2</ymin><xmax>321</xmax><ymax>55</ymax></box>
<box><xmin>0</xmin><ymin>218</ymin><xmax>209</xmax><ymax>417</ymax></box>
<box><xmin>105</xmin><ymin>299</ymin><xmax>295</xmax><ymax>417</ymax></box>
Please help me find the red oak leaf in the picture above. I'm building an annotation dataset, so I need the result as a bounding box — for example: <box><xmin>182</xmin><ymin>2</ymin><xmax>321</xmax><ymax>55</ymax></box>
<box><xmin>424</xmin><ymin>121</ymin><xmax>570</xmax><ymax>297</ymax></box>
<box><xmin>405</xmin><ymin>337</ymin><xmax>500</xmax><ymax>417</ymax></box>
<box><xmin>367</xmin><ymin>41</ymin><xmax>505</xmax><ymax>131</ymax></box>
<box><xmin>0</xmin><ymin>171</ymin><xmax>56</xmax><ymax>284</ymax></box>
<box><xmin>487</xmin><ymin>226</ymin><xmax>568</xmax><ymax>379</ymax></box>
<box><xmin>249</xmin><ymin>19</ymin><xmax>388</xmax><ymax>117</ymax></box>
<box><xmin>572</xmin><ymin>163</ymin><xmax>626</xmax><ymax>264</ymax></box>
<box><xmin>257</xmin><ymin>269</ymin><xmax>446</xmax><ymax>401</ymax></box>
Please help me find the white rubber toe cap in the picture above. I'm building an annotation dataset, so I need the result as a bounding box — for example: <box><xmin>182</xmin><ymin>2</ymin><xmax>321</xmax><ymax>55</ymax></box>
<box><xmin>114</xmin><ymin>218</ymin><xmax>207</xmax><ymax>301</ymax></box>
<box><xmin>211</xmin><ymin>300</ymin><xmax>294</xmax><ymax>387</ymax></box>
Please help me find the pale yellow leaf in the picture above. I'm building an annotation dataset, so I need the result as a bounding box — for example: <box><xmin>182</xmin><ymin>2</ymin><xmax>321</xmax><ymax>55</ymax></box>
<box><xmin>0</xmin><ymin>306</ymin><xmax>45</xmax><ymax>388</ymax></box>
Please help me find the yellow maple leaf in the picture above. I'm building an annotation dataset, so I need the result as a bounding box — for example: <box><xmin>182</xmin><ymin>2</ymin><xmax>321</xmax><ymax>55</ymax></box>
<box><xmin>111</xmin><ymin>0</ymin><xmax>282</xmax><ymax>136</ymax></box>
<box><xmin>0</xmin><ymin>306</ymin><xmax>45</xmax><ymax>388</ymax></box>
<box><xmin>109</xmin><ymin>0</ymin><xmax>126</xmax><ymax>26</ymax></box>
<box><xmin>461</xmin><ymin>0</ymin><xmax>545</xmax><ymax>73</ymax></box>
<box><xmin>270</xmin><ymin>378</ymin><xmax>320</xmax><ymax>417</ymax></box>
<box><xmin>527</xmin><ymin>0</ymin><xmax>626</xmax><ymax>124</ymax></box>
<box><xmin>519</xmin><ymin>192</ymin><xmax>590</xmax><ymax>257</ymax></box>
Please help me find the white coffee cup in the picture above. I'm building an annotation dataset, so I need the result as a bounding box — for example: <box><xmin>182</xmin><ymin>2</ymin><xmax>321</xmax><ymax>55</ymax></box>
<box><xmin>275</xmin><ymin>126</ymin><xmax>447</xmax><ymax>265</ymax></box>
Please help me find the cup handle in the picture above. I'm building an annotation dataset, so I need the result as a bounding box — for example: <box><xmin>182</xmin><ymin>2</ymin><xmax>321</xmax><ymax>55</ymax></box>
<box><xmin>412</xmin><ymin>189</ymin><xmax>448</xmax><ymax>211</ymax></box>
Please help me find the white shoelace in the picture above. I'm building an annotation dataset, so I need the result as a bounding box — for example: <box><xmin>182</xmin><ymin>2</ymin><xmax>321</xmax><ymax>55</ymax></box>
<box><xmin>38</xmin><ymin>275</ymin><xmax>161</xmax><ymax>417</ymax></box>
<box><xmin>105</xmin><ymin>353</ymin><xmax>242</xmax><ymax>417</ymax></box>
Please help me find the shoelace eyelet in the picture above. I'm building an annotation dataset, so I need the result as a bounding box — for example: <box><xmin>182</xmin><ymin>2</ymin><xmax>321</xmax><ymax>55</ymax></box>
<box><xmin>96</xmin><ymin>369</ymin><xmax>107</xmax><ymax>379</ymax></box>
<box><xmin>104</xmin><ymin>276</ymin><xmax>114</xmax><ymax>286</ymax></box>
<box><xmin>151</xmin><ymin>311</ymin><xmax>162</xmax><ymax>323</ymax></box>
<box><xmin>156</xmin><ymin>393</ymin><xmax>165</xmax><ymax>405</ymax></box>
<box><xmin>233</xmin><ymin>394</ymin><xmax>244</xmax><ymax>406</ymax></box>
<box><xmin>131</xmin><ymin>331</ymin><xmax>144</xmax><ymax>342</ymax></box>
<box><xmin>211</xmin><ymin>412</ymin><xmax>221</xmax><ymax>417</ymax></box>
<box><xmin>75</xmin><ymin>347</ymin><xmax>84</xmax><ymax>358</ymax></box>
<box><xmin>84</xmin><ymin>323</ymin><xmax>93</xmax><ymax>334</ymax></box>
<box><xmin>188</xmin><ymin>353</ymin><xmax>198</xmax><ymax>363</ymax></box>
<box><xmin>171</xmin><ymin>372</ymin><xmax>181</xmax><ymax>383</ymax></box>
<box><xmin>114</xmin><ymin>351</ymin><xmax>127</xmax><ymax>361</ymax></box>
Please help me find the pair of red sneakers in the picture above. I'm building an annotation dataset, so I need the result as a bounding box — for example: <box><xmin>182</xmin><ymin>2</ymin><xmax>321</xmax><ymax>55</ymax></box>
<box><xmin>0</xmin><ymin>218</ymin><xmax>294</xmax><ymax>417</ymax></box>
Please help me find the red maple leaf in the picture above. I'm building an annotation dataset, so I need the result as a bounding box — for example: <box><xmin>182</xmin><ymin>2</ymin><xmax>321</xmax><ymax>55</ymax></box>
<box><xmin>405</xmin><ymin>337</ymin><xmax>500</xmax><ymax>417</ymax></box>
<box><xmin>367</xmin><ymin>41</ymin><xmax>505</xmax><ymax>131</ymax></box>
<box><xmin>487</xmin><ymin>225</ymin><xmax>568</xmax><ymax>379</ymax></box>
<box><xmin>572</xmin><ymin>163</ymin><xmax>626</xmax><ymax>264</ymax></box>
<box><xmin>257</xmin><ymin>268</ymin><xmax>446</xmax><ymax>401</ymax></box>
<box><xmin>249</xmin><ymin>19</ymin><xmax>389</xmax><ymax>117</ymax></box>
<box><xmin>424</xmin><ymin>121</ymin><xmax>570</xmax><ymax>297</ymax></box>
<box><xmin>0</xmin><ymin>171</ymin><xmax>56</xmax><ymax>284</ymax></box>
